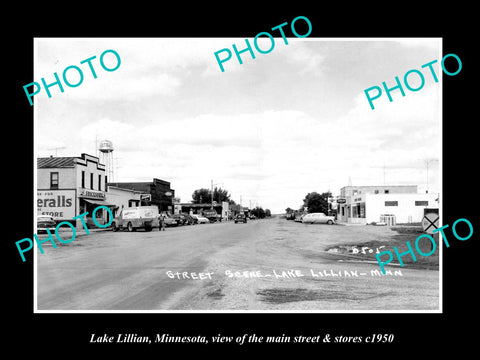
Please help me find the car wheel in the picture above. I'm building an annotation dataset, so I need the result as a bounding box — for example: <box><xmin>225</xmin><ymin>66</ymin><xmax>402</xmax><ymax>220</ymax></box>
<box><xmin>327</xmin><ymin>220</ymin><xmax>333</xmax><ymax>225</ymax></box>
<box><xmin>127</xmin><ymin>222</ymin><xmax>134</xmax><ymax>232</ymax></box>
<box><xmin>112</xmin><ymin>222</ymin><xmax>118</xmax><ymax>232</ymax></box>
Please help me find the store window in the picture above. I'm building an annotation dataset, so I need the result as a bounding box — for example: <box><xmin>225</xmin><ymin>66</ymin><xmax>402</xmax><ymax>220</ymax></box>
<box><xmin>352</xmin><ymin>203</ymin><xmax>366</xmax><ymax>218</ymax></box>
<box><xmin>384</xmin><ymin>189</ymin><xmax>390</xmax><ymax>194</ymax></box>
<box><xmin>81</xmin><ymin>171</ymin><xmax>85</xmax><ymax>188</ymax></box>
<box><xmin>98</xmin><ymin>174</ymin><xmax>102</xmax><ymax>191</ymax></box>
<box><xmin>90</xmin><ymin>173</ymin><xmax>94</xmax><ymax>190</ymax></box>
<box><xmin>385</xmin><ymin>201</ymin><xmax>398</xmax><ymax>206</ymax></box>
<box><xmin>50</xmin><ymin>172</ymin><xmax>59</xmax><ymax>189</ymax></box>
<box><xmin>415</xmin><ymin>200</ymin><xmax>429</xmax><ymax>206</ymax></box>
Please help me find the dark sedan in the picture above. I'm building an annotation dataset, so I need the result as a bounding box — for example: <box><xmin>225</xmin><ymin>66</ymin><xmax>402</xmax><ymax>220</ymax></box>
<box><xmin>37</xmin><ymin>215</ymin><xmax>56</xmax><ymax>233</ymax></box>
<box><xmin>234</xmin><ymin>214</ymin><xmax>247</xmax><ymax>224</ymax></box>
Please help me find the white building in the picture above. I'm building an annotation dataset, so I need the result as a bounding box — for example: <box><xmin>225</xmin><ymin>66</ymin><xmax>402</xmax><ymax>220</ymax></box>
<box><xmin>336</xmin><ymin>185</ymin><xmax>439</xmax><ymax>225</ymax></box>
<box><xmin>105</xmin><ymin>186</ymin><xmax>143</xmax><ymax>218</ymax></box>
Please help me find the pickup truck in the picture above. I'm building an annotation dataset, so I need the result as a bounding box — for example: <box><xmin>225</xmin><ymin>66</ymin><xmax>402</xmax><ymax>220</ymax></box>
<box><xmin>112</xmin><ymin>206</ymin><xmax>160</xmax><ymax>232</ymax></box>
<box><xmin>202</xmin><ymin>209</ymin><xmax>218</xmax><ymax>223</ymax></box>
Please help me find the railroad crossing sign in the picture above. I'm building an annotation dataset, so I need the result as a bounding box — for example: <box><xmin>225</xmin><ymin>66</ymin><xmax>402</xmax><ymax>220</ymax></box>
<box><xmin>422</xmin><ymin>213</ymin><xmax>439</xmax><ymax>234</ymax></box>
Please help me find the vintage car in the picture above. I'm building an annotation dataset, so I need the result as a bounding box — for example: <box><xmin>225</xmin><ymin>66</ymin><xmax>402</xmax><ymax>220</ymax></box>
<box><xmin>191</xmin><ymin>214</ymin><xmax>210</xmax><ymax>224</ymax></box>
<box><xmin>37</xmin><ymin>215</ymin><xmax>56</xmax><ymax>233</ymax></box>
<box><xmin>234</xmin><ymin>213</ymin><xmax>247</xmax><ymax>223</ymax></box>
<box><xmin>301</xmin><ymin>212</ymin><xmax>335</xmax><ymax>225</ymax></box>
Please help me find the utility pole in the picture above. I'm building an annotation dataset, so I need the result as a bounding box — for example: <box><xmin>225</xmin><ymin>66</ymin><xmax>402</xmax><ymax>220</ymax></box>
<box><xmin>383</xmin><ymin>162</ymin><xmax>386</xmax><ymax>186</ymax></box>
<box><xmin>211</xmin><ymin>180</ymin><xmax>223</xmax><ymax>209</ymax></box>
<box><xmin>425</xmin><ymin>159</ymin><xmax>438</xmax><ymax>193</ymax></box>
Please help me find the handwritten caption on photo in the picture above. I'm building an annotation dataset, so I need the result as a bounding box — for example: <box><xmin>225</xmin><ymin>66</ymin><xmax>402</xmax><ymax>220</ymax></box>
<box><xmin>165</xmin><ymin>268</ymin><xmax>403</xmax><ymax>280</ymax></box>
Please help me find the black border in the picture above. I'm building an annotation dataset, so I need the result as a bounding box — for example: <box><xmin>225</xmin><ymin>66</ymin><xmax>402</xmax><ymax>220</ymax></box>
<box><xmin>7</xmin><ymin>4</ymin><xmax>477</xmax><ymax>354</ymax></box>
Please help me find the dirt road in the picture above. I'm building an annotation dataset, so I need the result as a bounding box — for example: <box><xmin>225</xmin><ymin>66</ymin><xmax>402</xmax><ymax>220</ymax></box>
<box><xmin>36</xmin><ymin>218</ymin><xmax>439</xmax><ymax>311</ymax></box>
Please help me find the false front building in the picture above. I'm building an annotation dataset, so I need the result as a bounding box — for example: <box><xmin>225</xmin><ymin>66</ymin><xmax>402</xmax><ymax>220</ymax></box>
<box><xmin>37</xmin><ymin>153</ymin><xmax>115</xmax><ymax>228</ymax></box>
<box><xmin>107</xmin><ymin>178</ymin><xmax>175</xmax><ymax>213</ymax></box>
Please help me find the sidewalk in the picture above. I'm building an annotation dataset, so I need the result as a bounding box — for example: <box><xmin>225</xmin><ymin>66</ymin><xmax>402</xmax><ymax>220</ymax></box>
<box><xmin>35</xmin><ymin>226</ymin><xmax>112</xmax><ymax>240</ymax></box>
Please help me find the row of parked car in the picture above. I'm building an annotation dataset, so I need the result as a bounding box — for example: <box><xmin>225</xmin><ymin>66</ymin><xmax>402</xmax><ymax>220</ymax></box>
<box><xmin>162</xmin><ymin>213</ymin><xmax>211</xmax><ymax>227</ymax></box>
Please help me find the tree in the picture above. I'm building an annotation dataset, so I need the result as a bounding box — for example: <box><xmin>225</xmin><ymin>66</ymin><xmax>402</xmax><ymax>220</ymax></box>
<box><xmin>303</xmin><ymin>191</ymin><xmax>332</xmax><ymax>214</ymax></box>
<box><xmin>192</xmin><ymin>188</ymin><xmax>211</xmax><ymax>204</ymax></box>
<box><xmin>285</xmin><ymin>207</ymin><xmax>294</xmax><ymax>214</ymax></box>
<box><xmin>192</xmin><ymin>187</ymin><xmax>233</xmax><ymax>204</ymax></box>
<box><xmin>265</xmin><ymin>209</ymin><xmax>271</xmax><ymax>217</ymax></box>
<box><xmin>251</xmin><ymin>206</ymin><xmax>266</xmax><ymax>219</ymax></box>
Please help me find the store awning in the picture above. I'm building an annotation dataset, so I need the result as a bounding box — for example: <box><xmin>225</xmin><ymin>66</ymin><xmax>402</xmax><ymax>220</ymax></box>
<box><xmin>82</xmin><ymin>199</ymin><xmax>117</xmax><ymax>207</ymax></box>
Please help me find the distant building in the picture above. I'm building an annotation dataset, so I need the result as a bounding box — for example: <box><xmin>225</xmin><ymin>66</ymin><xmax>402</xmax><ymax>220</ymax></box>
<box><xmin>336</xmin><ymin>185</ymin><xmax>438</xmax><ymax>225</ymax></box>
<box><xmin>108</xmin><ymin>178</ymin><xmax>175</xmax><ymax>213</ymax></box>
<box><xmin>177</xmin><ymin>202</ymin><xmax>236</xmax><ymax>219</ymax></box>
<box><xmin>37</xmin><ymin>153</ymin><xmax>115</xmax><ymax>227</ymax></box>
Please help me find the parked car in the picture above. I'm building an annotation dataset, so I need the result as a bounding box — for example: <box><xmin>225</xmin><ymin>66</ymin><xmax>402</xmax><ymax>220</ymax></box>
<box><xmin>37</xmin><ymin>215</ymin><xmax>56</xmax><ymax>233</ymax></box>
<box><xmin>112</xmin><ymin>206</ymin><xmax>159</xmax><ymax>232</ymax></box>
<box><xmin>181</xmin><ymin>213</ymin><xmax>197</xmax><ymax>225</ymax></box>
<box><xmin>192</xmin><ymin>214</ymin><xmax>210</xmax><ymax>224</ymax></box>
<box><xmin>285</xmin><ymin>212</ymin><xmax>296</xmax><ymax>220</ymax></box>
<box><xmin>301</xmin><ymin>212</ymin><xmax>335</xmax><ymax>224</ymax></box>
<box><xmin>171</xmin><ymin>213</ymin><xmax>188</xmax><ymax>226</ymax></box>
<box><xmin>249</xmin><ymin>215</ymin><xmax>256</xmax><ymax>220</ymax></box>
<box><xmin>202</xmin><ymin>209</ymin><xmax>218</xmax><ymax>222</ymax></box>
<box><xmin>294</xmin><ymin>213</ymin><xmax>305</xmax><ymax>222</ymax></box>
<box><xmin>162</xmin><ymin>214</ymin><xmax>178</xmax><ymax>227</ymax></box>
<box><xmin>234</xmin><ymin>213</ymin><xmax>247</xmax><ymax>223</ymax></box>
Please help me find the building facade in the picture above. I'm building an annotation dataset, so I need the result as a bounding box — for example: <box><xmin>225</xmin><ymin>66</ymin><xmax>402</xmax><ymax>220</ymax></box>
<box><xmin>105</xmin><ymin>186</ymin><xmax>143</xmax><ymax>218</ymax></box>
<box><xmin>37</xmin><ymin>153</ymin><xmax>114</xmax><ymax>227</ymax></box>
<box><xmin>336</xmin><ymin>185</ymin><xmax>438</xmax><ymax>224</ymax></box>
<box><xmin>108</xmin><ymin>178</ymin><xmax>175</xmax><ymax>213</ymax></box>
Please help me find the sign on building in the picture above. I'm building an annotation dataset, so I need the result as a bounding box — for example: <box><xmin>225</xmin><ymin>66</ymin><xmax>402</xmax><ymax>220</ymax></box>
<box><xmin>140</xmin><ymin>194</ymin><xmax>151</xmax><ymax>201</ymax></box>
<box><xmin>37</xmin><ymin>190</ymin><xmax>76</xmax><ymax>219</ymax></box>
<box><xmin>79</xmin><ymin>189</ymin><xmax>106</xmax><ymax>199</ymax></box>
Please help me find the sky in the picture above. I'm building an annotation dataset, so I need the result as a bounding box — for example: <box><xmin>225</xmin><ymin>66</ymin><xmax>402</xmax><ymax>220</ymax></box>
<box><xmin>35</xmin><ymin>37</ymin><xmax>441</xmax><ymax>214</ymax></box>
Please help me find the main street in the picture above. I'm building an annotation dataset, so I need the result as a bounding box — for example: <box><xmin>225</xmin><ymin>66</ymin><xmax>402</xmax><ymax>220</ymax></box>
<box><xmin>36</xmin><ymin>218</ymin><xmax>439</xmax><ymax>311</ymax></box>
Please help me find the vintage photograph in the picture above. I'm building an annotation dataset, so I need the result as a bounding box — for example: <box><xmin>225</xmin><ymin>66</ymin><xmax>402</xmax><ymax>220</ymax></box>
<box><xmin>33</xmin><ymin>37</ymin><xmax>442</xmax><ymax>312</ymax></box>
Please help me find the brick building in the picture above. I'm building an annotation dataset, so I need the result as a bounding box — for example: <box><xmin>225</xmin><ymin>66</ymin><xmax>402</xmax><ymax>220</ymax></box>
<box><xmin>108</xmin><ymin>178</ymin><xmax>175</xmax><ymax>213</ymax></box>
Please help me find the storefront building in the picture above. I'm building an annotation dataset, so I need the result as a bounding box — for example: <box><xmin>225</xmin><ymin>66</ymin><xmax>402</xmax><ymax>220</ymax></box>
<box><xmin>37</xmin><ymin>153</ymin><xmax>115</xmax><ymax>228</ymax></box>
<box><xmin>108</xmin><ymin>178</ymin><xmax>175</xmax><ymax>213</ymax></box>
<box><xmin>105</xmin><ymin>186</ymin><xmax>143</xmax><ymax>218</ymax></box>
<box><xmin>336</xmin><ymin>185</ymin><xmax>439</xmax><ymax>225</ymax></box>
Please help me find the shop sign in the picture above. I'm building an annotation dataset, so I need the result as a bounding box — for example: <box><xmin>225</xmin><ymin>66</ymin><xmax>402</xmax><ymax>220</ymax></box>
<box><xmin>140</xmin><ymin>194</ymin><xmax>151</xmax><ymax>201</ymax></box>
<box><xmin>79</xmin><ymin>189</ymin><xmax>105</xmax><ymax>199</ymax></box>
<box><xmin>337</xmin><ymin>198</ymin><xmax>346</xmax><ymax>204</ymax></box>
<box><xmin>37</xmin><ymin>190</ymin><xmax>76</xmax><ymax>219</ymax></box>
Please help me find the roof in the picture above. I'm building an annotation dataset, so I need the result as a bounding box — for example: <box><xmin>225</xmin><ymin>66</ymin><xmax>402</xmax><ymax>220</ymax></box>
<box><xmin>37</xmin><ymin>157</ymin><xmax>76</xmax><ymax>168</ymax></box>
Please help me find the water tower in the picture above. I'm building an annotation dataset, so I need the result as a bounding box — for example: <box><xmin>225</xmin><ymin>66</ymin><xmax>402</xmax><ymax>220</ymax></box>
<box><xmin>98</xmin><ymin>140</ymin><xmax>114</xmax><ymax>182</ymax></box>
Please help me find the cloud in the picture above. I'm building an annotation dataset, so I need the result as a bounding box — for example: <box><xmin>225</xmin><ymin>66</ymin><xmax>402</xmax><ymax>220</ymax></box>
<box><xmin>285</xmin><ymin>42</ymin><xmax>325</xmax><ymax>76</ymax></box>
<box><xmin>35</xmin><ymin>38</ymin><xmax>442</xmax><ymax>213</ymax></box>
